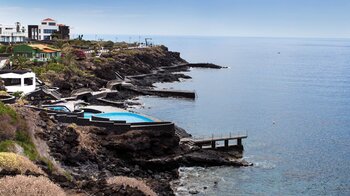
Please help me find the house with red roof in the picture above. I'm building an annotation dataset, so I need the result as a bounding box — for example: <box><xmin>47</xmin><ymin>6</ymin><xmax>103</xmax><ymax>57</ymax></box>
<box><xmin>13</xmin><ymin>44</ymin><xmax>61</xmax><ymax>62</ymax></box>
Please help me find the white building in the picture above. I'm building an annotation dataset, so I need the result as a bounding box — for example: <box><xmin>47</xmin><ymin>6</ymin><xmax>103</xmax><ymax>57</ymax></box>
<box><xmin>0</xmin><ymin>22</ymin><xmax>27</xmax><ymax>43</ymax></box>
<box><xmin>0</xmin><ymin>70</ymin><xmax>36</xmax><ymax>94</ymax></box>
<box><xmin>40</xmin><ymin>18</ymin><xmax>58</xmax><ymax>40</ymax></box>
<box><xmin>28</xmin><ymin>18</ymin><xmax>69</xmax><ymax>40</ymax></box>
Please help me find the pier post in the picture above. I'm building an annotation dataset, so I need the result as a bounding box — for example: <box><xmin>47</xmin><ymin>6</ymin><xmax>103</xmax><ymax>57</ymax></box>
<box><xmin>211</xmin><ymin>141</ymin><xmax>216</xmax><ymax>149</ymax></box>
<box><xmin>224</xmin><ymin>140</ymin><xmax>229</xmax><ymax>148</ymax></box>
<box><xmin>237</xmin><ymin>138</ymin><xmax>242</xmax><ymax>146</ymax></box>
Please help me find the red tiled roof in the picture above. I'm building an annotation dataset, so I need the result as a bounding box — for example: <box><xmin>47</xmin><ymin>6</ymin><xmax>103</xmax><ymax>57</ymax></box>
<box><xmin>28</xmin><ymin>44</ymin><xmax>61</xmax><ymax>53</ymax></box>
<box><xmin>42</xmin><ymin>49</ymin><xmax>57</xmax><ymax>53</ymax></box>
<box><xmin>43</xmin><ymin>18</ymin><xmax>55</xmax><ymax>22</ymax></box>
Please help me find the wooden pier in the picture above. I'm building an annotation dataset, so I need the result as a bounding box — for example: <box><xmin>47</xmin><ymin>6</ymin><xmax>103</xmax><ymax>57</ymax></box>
<box><xmin>192</xmin><ymin>134</ymin><xmax>248</xmax><ymax>149</ymax></box>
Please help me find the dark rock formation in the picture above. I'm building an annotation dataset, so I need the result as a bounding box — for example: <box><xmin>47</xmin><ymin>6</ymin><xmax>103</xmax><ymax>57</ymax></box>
<box><xmin>22</xmin><ymin>108</ymin><xmax>249</xmax><ymax>195</ymax></box>
<box><xmin>186</xmin><ymin>63</ymin><xmax>227</xmax><ymax>69</ymax></box>
<box><xmin>44</xmin><ymin>46</ymin><xmax>188</xmax><ymax>96</ymax></box>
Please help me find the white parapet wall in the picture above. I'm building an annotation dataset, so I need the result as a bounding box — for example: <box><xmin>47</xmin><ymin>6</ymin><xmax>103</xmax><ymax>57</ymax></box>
<box><xmin>0</xmin><ymin>71</ymin><xmax>36</xmax><ymax>94</ymax></box>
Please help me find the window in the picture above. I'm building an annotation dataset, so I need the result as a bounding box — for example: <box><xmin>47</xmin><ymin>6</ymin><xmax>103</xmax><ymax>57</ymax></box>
<box><xmin>41</xmin><ymin>22</ymin><xmax>47</xmax><ymax>25</ymax></box>
<box><xmin>43</xmin><ymin>29</ymin><xmax>56</xmax><ymax>34</ymax></box>
<box><xmin>3</xmin><ymin>78</ymin><xmax>21</xmax><ymax>86</ymax></box>
<box><xmin>24</xmin><ymin>78</ymin><xmax>33</xmax><ymax>86</ymax></box>
<box><xmin>49</xmin><ymin>22</ymin><xmax>56</xmax><ymax>26</ymax></box>
<box><xmin>44</xmin><ymin>35</ymin><xmax>51</xmax><ymax>40</ymax></box>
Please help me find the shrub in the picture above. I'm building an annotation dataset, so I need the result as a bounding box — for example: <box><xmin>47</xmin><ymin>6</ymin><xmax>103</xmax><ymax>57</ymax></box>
<box><xmin>0</xmin><ymin>175</ymin><xmax>66</xmax><ymax>196</ymax></box>
<box><xmin>15</xmin><ymin>130</ymin><xmax>39</xmax><ymax>161</ymax></box>
<box><xmin>107</xmin><ymin>176</ymin><xmax>157</xmax><ymax>196</ymax></box>
<box><xmin>103</xmin><ymin>41</ymin><xmax>115</xmax><ymax>49</ymax></box>
<box><xmin>0</xmin><ymin>152</ymin><xmax>45</xmax><ymax>175</ymax></box>
<box><xmin>93</xmin><ymin>58</ymin><xmax>102</xmax><ymax>64</ymax></box>
<box><xmin>45</xmin><ymin>63</ymin><xmax>65</xmax><ymax>73</ymax></box>
<box><xmin>0</xmin><ymin>102</ymin><xmax>17</xmax><ymax>120</ymax></box>
<box><xmin>73</xmin><ymin>49</ymin><xmax>86</xmax><ymax>60</ymax></box>
<box><xmin>12</xmin><ymin>91</ymin><xmax>23</xmax><ymax>98</ymax></box>
<box><xmin>0</xmin><ymin>140</ymin><xmax>18</xmax><ymax>152</ymax></box>
<box><xmin>0</xmin><ymin>45</ymin><xmax>6</xmax><ymax>53</ymax></box>
<box><xmin>32</xmin><ymin>63</ymin><xmax>66</xmax><ymax>77</ymax></box>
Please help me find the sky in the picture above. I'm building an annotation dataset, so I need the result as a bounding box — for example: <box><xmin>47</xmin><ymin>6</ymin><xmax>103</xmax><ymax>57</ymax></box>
<box><xmin>1</xmin><ymin>0</ymin><xmax>350</xmax><ymax>38</ymax></box>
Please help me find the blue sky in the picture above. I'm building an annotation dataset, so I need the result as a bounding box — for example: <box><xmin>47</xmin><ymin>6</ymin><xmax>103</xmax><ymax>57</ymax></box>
<box><xmin>1</xmin><ymin>0</ymin><xmax>350</xmax><ymax>38</ymax></box>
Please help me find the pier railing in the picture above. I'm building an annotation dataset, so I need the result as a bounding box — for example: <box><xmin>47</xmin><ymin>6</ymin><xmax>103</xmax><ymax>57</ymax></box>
<box><xmin>191</xmin><ymin>131</ymin><xmax>248</xmax><ymax>149</ymax></box>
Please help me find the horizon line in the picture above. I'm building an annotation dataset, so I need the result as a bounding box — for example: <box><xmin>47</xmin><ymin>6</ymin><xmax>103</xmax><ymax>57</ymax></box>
<box><xmin>73</xmin><ymin>33</ymin><xmax>350</xmax><ymax>40</ymax></box>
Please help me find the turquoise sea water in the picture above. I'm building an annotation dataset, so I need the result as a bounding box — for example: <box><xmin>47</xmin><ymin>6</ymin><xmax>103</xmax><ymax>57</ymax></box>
<box><xmin>127</xmin><ymin>36</ymin><xmax>350</xmax><ymax>195</ymax></box>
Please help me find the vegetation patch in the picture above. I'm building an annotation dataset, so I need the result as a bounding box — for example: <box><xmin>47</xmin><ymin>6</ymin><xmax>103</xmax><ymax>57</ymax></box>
<box><xmin>32</xmin><ymin>63</ymin><xmax>66</xmax><ymax>77</ymax></box>
<box><xmin>107</xmin><ymin>176</ymin><xmax>157</xmax><ymax>196</ymax></box>
<box><xmin>0</xmin><ymin>175</ymin><xmax>65</xmax><ymax>196</ymax></box>
<box><xmin>0</xmin><ymin>103</ymin><xmax>39</xmax><ymax>161</ymax></box>
<box><xmin>0</xmin><ymin>102</ymin><xmax>17</xmax><ymax>120</ymax></box>
<box><xmin>0</xmin><ymin>152</ymin><xmax>45</xmax><ymax>175</ymax></box>
<box><xmin>15</xmin><ymin>130</ymin><xmax>39</xmax><ymax>161</ymax></box>
<box><xmin>0</xmin><ymin>140</ymin><xmax>17</xmax><ymax>152</ymax></box>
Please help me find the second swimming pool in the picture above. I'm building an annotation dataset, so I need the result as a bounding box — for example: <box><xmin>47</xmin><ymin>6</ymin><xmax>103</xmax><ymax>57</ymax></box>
<box><xmin>84</xmin><ymin>112</ymin><xmax>154</xmax><ymax>123</ymax></box>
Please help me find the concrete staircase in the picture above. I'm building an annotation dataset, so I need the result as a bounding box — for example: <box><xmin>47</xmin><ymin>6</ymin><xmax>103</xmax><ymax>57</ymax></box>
<box><xmin>41</xmin><ymin>86</ymin><xmax>62</xmax><ymax>100</ymax></box>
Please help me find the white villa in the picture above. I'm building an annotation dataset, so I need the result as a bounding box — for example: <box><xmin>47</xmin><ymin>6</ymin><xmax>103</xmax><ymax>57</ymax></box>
<box><xmin>28</xmin><ymin>18</ymin><xmax>70</xmax><ymax>40</ymax></box>
<box><xmin>0</xmin><ymin>22</ymin><xmax>27</xmax><ymax>43</ymax></box>
<box><xmin>0</xmin><ymin>70</ymin><xmax>36</xmax><ymax>94</ymax></box>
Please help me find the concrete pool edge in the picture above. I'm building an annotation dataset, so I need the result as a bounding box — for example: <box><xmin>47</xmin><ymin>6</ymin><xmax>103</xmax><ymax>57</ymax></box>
<box><xmin>26</xmin><ymin>105</ymin><xmax>174</xmax><ymax>133</ymax></box>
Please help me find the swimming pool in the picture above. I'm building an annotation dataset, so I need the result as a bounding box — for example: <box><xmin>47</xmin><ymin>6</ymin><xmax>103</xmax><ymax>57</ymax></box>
<box><xmin>45</xmin><ymin>106</ymin><xmax>70</xmax><ymax>112</ymax></box>
<box><xmin>84</xmin><ymin>112</ymin><xmax>154</xmax><ymax>123</ymax></box>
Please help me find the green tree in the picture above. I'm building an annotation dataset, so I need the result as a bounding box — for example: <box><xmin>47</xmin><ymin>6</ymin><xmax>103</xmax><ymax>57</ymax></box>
<box><xmin>103</xmin><ymin>41</ymin><xmax>114</xmax><ymax>50</ymax></box>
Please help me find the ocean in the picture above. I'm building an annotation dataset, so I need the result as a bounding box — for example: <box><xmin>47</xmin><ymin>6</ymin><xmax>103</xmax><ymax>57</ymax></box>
<box><xmin>95</xmin><ymin>35</ymin><xmax>350</xmax><ymax>195</ymax></box>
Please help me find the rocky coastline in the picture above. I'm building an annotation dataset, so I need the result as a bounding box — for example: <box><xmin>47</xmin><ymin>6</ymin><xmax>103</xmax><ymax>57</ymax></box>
<box><xmin>0</xmin><ymin>43</ymin><xmax>250</xmax><ymax>195</ymax></box>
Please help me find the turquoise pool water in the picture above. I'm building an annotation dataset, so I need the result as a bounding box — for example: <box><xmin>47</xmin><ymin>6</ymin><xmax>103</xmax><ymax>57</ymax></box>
<box><xmin>46</xmin><ymin>106</ymin><xmax>70</xmax><ymax>112</ymax></box>
<box><xmin>84</xmin><ymin>112</ymin><xmax>154</xmax><ymax>123</ymax></box>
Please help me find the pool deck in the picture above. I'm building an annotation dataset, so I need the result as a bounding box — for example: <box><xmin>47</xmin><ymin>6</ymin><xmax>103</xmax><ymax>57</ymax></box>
<box><xmin>84</xmin><ymin>105</ymin><xmax>127</xmax><ymax>113</ymax></box>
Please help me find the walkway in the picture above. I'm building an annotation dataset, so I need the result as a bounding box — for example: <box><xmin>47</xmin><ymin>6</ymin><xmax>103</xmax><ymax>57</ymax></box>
<box><xmin>192</xmin><ymin>134</ymin><xmax>248</xmax><ymax>149</ymax></box>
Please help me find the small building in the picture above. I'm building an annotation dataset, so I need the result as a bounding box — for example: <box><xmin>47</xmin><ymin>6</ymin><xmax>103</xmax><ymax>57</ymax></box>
<box><xmin>0</xmin><ymin>70</ymin><xmax>36</xmax><ymax>94</ymax></box>
<box><xmin>28</xmin><ymin>18</ymin><xmax>69</xmax><ymax>41</ymax></box>
<box><xmin>13</xmin><ymin>44</ymin><xmax>61</xmax><ymax>62</ymax></box>
<box><xmin>0</xmin><ymin>22</ymin><xmax>27</xmax><ymax>43</ymax></box>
